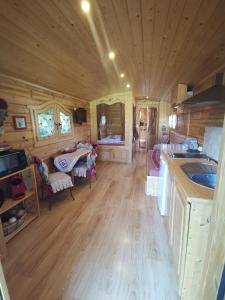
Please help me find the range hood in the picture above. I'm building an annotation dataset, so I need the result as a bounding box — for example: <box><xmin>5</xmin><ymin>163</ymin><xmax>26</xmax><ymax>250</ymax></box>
<box><xmin>183</xmin><ymin>73</ymin><xmax>225</xmax><ymax>106</ymax></box>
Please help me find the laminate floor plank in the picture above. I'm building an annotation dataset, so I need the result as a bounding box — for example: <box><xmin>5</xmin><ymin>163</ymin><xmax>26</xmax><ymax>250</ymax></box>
<box><xmin>2</xmin><ymin>153</ymin><xmax>179</xmax><ymax>300</ymax></box>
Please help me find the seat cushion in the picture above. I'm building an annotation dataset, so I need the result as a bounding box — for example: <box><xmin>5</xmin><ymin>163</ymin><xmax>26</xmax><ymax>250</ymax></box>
<box><xmin>48</xmin><ymin>172</ymin><xmax>73</xmax><ymax>193</ymax></box>
<box><xmin>148</xmin><ymin>150</ymin><xmax>160</xmax><ymax>176</ymax></box>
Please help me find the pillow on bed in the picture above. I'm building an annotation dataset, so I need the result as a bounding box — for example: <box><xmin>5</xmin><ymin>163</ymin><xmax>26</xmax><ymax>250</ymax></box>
<box><xmin>109</xmin><ymin>135</ymin><xmax>121</xmax><ymax>140</ymax></box>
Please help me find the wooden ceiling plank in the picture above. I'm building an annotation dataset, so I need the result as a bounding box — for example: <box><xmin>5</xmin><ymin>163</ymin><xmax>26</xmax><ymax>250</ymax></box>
<box><xmin>0</xmin><ymin>0</ymin><xmax>225</xmax><ymax>100</ymax></box>
<box><xmin>108</xmin><ymin>0</ymin><xmax>139</xmax><ymax>87</ymax></box>
<box><xmin>141</xmin><ymin>0</ymin><xmax>155</xmax><ymax>97</ymax></box>
<box><xmin>158</xmin><ymin>0</ymin><xmax>203</xmax><ymax>98</ymax></box>
<box><xmin>173</xmin><ymin>0</ymin><xmax>225</xmax><ymax>85</ymax></box>
<box><xmin>0</xmin><ymin>1</ymin><xmax>111</xmax><ymax>99</ymax></box>
<box><xmin>162</xmin><ymin>0</ymin><xmax>224</xmax><ymax>94</ymax></box>
<box><xmin>125</xmin><ymin>0</ymin><xmax>145</xmax><ymax>95</ymax></box>
<box><xmin>152</xmin><ymin>0</ymin><xmax>186</xmax><ymax>95</ymax></box>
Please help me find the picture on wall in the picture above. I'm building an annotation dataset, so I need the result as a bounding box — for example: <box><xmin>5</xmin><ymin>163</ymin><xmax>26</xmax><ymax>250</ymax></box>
<box><xmin>13</xmin><ymin>116</ymin><xmax>27</xmax><ymax>130</ymax></box>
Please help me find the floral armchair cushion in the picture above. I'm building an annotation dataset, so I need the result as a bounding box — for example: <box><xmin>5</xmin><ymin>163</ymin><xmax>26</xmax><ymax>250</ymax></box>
<box><xmin>33</xmin><ymin>157</ymin><xmax>49</xmax><ymax>183</ymax></box>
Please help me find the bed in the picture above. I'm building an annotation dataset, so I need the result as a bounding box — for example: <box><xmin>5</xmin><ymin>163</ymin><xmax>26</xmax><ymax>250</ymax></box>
<box><xmin>97</xmin><ymin>135</ymin><xmax>125</xmax><ymax>145</ymax></box>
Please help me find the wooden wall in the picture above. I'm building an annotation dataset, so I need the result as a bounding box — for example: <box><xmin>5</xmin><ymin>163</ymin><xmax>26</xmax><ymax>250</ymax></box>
<box><xmin>174</xmin><ymin>73</ymin><xmax>225</xmax><ymax>144</ymax></box>
<box><xmin>106</xmin><ymin>103</ymin><xmax>122</xmax><ymax>136</ymax></box>
<box><xmin>0</xmin><ymin>74</ymin><xmax>90</xmax><ymax>160</ymax></box>
<box><xmin>175</xmin><ymin>103</ymin><xmax>225</xmax><ymax>144</ymax></box>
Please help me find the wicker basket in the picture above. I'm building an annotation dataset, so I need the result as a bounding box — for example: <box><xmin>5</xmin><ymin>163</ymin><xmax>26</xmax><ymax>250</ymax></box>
<box><xmin>3</xmin><ymin>214</ymin><xmax>26</xmax><ymax>236</ymax></box>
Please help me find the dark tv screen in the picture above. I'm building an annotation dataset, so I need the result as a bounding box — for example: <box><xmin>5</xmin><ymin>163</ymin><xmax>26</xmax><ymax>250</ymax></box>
<box><xmin>74</xmin><ymin>108</ymin><xmax>87</xmax><ymax>124</ymax></box>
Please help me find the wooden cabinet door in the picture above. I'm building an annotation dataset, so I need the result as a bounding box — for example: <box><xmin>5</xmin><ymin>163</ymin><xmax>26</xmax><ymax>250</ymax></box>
<box><xmin>164</xmin><ymin>169</ymin><xmax>173</xmax><ymax>237</ymax></box>
<box><xmin>113</xmin><ymin>150</ymin><xmax>128</xmax><ymax>162</ymax></box>
<box><xmin>168</xmin><ymin>172</ymin><xmax>175</xmax><ymax>246</ymax></box>
<box><xmin>171</xmin><ymin>183</ymin><xmax>190</xmax><ymax>283</ymax></box>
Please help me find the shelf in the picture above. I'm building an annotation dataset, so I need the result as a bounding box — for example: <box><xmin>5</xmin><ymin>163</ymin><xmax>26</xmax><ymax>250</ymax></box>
<box><xmin>0</xmin><ymin>190</ymin><xmax>35</xmax><ymax>215</ymax></box>
<box><xmin>0</xmin><ymin>163</ymin><xmax>39</xmax><ymax>258</ymax></box>
<box><xmin>0</xmin><ymin>165</ymin><xmax>33</xmax><ymax>181</ymax></box>
<box><xmin>5</xmin><ymin>213</ymin><xmax>37</xmax><ymax>243</ymax></box>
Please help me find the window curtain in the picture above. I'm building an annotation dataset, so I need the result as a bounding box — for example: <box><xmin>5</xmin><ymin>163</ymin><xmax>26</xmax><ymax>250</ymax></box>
<box><xmin>96</xmin><ymin>105</ymin><xmax>101</xmax><ymax>139</ymax></box>
<box><xmin>120</xmin><ymin>103</ymin><xmax>125</xmax><ymax>141</ymax></box>
<box><xmin>133</xmin><ymin>105</ymin><xmax>138</xmax><ymax>140</ymax></box>
<box><xmin>97</xmin><ymin>104</ymin><xmax>107</xmax><ymax>139</ymax></box>
<box><xmin>148</xmin><ymin>107</ymin><xmax>157</xmax><ymax>149</ymax></box>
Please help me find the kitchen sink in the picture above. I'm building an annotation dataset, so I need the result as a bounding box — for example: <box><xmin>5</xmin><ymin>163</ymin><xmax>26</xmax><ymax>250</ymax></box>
<box><xmin>169</xmin><ymin>152</ymin><xmax>208</xmax><ymax>159</ymax></box>
<box><xmin>181</xmin><ymin>162</ymin><xmax>217</xmax><ymax>189</ymax></box>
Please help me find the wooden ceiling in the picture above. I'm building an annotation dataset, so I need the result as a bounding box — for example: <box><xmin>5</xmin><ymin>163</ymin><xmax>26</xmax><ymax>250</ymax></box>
<box><xmin>0</xmin><ymin>0</ymin><xmax>225</xmax><ymax>101</ymax></box>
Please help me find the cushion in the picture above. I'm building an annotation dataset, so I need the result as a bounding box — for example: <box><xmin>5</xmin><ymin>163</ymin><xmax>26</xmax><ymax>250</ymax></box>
<box><xmin>148</xmin><ymin>150</ymin><xmax>160</xmax><ymax>176</ymax></box>
<box><xmin>48</xmin><ymin>172</ymin><xmax>73</xmax><ymax>193</ymax></box>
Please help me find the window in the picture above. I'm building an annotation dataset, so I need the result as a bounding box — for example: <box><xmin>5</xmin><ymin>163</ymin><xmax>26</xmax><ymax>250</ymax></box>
<box><xmin>100</xmin><ymin>115</ymin><xmax>106</xmax><ymax>126</ymax></box>
<box><xmin>29</xmin><ymin>101</ymin><xmax>74</xmax><ymax>147</ymax></box>
<box><xmin>38</xmin><ymin>108</ymin><xmax>55</xmax><ymax>138</ymax></box>
<box><xmin>169</xmin><ymin>114</ymin><xmax>177</xmax><ymax>129</ymax></box>
<box><xmin>60</xmin><ymin>111</ymin><xmax>72</xmax><ymax>135</ymax></box>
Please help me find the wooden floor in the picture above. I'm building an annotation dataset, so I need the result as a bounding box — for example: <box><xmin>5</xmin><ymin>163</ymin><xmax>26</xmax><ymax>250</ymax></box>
<box><xmin>2</xmin><ymin>152</ymin><xmax>179</xmax><ymax>300</ymax></box>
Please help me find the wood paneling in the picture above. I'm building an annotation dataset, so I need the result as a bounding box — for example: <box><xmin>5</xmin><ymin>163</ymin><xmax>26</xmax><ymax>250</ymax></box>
<box><xmin>105</xmin><ymin>103</ymin><xmax>123</xmax><ymax>136</ymax></box>
<box><xmin>0</xmin><ymin>1</ymin><xmax>225</xmax><ymax>100</ymax></box>
<box><xmin>174</xmin><ymin>103</ymin><xmax>225</xmax><ymax>144</ymax></box>
<box><xmin>0</xmin><ymin>74</ymin><xmax>90</xmax><ymax>160</ymax></box>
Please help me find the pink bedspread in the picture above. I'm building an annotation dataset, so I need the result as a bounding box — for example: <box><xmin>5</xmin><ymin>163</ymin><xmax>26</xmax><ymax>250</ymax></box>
<box><xmin>148</xmin><ymin>150</ymin><xmax>160</xmax><ymax>176</ymax></box>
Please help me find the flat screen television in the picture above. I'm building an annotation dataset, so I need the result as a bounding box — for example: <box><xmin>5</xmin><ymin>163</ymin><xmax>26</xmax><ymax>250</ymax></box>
<box><xmin>73</xmin><ymin>108</ymin><xmax>87</xmax><ymax>124</ymax></box>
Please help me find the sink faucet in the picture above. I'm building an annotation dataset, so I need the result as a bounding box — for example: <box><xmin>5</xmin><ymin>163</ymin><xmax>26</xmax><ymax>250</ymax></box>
<box><xmin>207</xmin><ymin>156</ymin><xmax>218</xmax><ymax>165</ymax></box>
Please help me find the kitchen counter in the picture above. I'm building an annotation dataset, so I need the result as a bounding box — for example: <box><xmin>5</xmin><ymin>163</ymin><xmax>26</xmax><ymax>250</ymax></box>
<box><xmin>162</xmin><ymin>151</ymin><xmax>214</xmax><ymax>203</ymax></box>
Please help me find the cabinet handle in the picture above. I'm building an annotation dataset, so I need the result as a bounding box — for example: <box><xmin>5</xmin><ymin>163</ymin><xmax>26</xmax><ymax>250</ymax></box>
<box><xmin>207</xmin><ymin>216</ymin><xmax>215</xmax><ymax>224</ymax></box>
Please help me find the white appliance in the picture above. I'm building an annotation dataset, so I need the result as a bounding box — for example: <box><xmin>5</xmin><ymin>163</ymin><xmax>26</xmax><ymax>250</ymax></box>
<box><xmin>158</xmin><ymin>155</ymin><xmax>169</xmax><ymax>216</ymax></box>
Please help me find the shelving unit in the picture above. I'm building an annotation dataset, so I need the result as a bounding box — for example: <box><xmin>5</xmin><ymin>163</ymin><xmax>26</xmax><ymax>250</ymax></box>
<box><xmin>0</xmin><ymin>165</ymin><xmax>40</xmax><ymax>257</ymax></box>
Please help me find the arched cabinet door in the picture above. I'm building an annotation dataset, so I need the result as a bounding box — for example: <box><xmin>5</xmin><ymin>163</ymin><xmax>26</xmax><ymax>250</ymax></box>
<box><xmin>29</xmin><ymin>101</ymin><xmax>74</xmax><ymax>147</ymax></box>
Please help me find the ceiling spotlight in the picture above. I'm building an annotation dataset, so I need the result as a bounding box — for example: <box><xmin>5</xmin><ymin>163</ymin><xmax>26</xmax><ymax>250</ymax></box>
<box><xmin>81</xmin><ymin>0</ymin><xmax>90</xmax><ymax>13</ymax></box>
<box><xmin>120</xmin><ymin>73</ymin><xmax>125</xmax><ymax>78</ymax></box>
<box><xmin>126</xmin><ymin>84</ymin><xmax>131</xmax><ymax>88</ymax></box>
<box><xmin>108</xmin><ymin>51</ymin><xmax>115</xmax><ymax>60</ymax></box>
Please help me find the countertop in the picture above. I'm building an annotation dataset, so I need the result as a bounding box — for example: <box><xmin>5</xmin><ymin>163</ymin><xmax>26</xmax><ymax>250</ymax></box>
<box><xmin>162</xmin><ymin>151</ymin><xmax>214</xmax><ymax>204</ymax></box>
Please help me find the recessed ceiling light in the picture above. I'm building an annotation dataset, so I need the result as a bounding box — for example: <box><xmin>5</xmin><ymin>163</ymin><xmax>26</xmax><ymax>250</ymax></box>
<box><xmin>109</xmin><ymin>51</ymin><xmax>115</xmax><ymax>60</ymax></box>
<box><xmin>81</xmin><ymin>0</ymin><xmax>90</xmax><ymax>13</ymax></box>
<box><xmin>126</xmin><ymin>84</ymin><xmax>131</xmax><ymax>88</ymax></box>
<box><xmin>120</xmin><ymin>73</ymin><xmax>125</xmax><ymax>78</ymax></box>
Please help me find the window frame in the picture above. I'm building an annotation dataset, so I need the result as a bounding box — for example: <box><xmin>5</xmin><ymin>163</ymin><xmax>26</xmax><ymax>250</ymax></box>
<box><xmin>29</xmin><ymin>101</ymin><xmax>74</xmax><ymax>147</ymax></box>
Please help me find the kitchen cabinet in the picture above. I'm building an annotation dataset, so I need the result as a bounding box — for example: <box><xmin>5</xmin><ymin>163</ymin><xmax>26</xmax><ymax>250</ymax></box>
<box><xmin>164</xmin><ymin>168</ymin><xmax>174</xmax><ymax>237</ymax></box>
<box><xmin>97</xmin><ymin>146</ymin><xmax>129</xmax><ymax>163</ymax></box>
<box><xmin>167</xmin><ymin>170</ymin><xmax>213</xmax><ymax>299</ymax></box>
<box><xmin>171</xmin><ymin>84</ymin><xmax>189</xmax><ymax>107</ymax></box>
<box><xmin>170</xmin><ymin>181</ymin><xmax>190</xmax><ymax>292</ymax></box>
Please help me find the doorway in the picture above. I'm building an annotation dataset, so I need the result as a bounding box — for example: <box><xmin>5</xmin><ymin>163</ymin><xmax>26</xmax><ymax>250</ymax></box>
<box><xmin>138</xmin><ymin>108</ymin><xmax>147</xmax><ymax>149</ymax></box>
<box><xmin>136</xmin><ymin>107</ymin><xmax>158</xmax><ymax>150</ymax></box>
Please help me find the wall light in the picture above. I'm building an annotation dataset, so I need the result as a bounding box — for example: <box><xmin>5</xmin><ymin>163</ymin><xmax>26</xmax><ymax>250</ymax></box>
<box><xmin>126</xmin><ymin>84</ymin><xmax>131</xmax><ymax>88</ymax></box>
<box><xmin>120</xmin><ymin>73</ymin><xmax>125</xmax><ymax>78</ymax></box>
<box><xmin>81</xmin><ymin>0</ymin><xmax>90</xmax><ymax>13</ymax></box>
<box><xmin>108</xmin><ymin>51</ymin><xmax>115</xmax><ymax>60</ymax></box>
